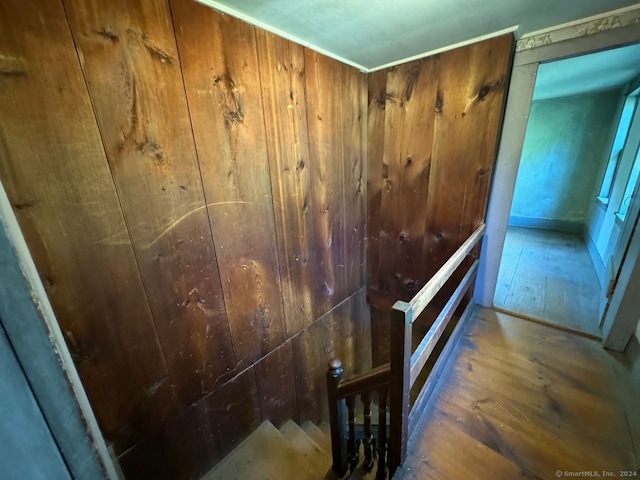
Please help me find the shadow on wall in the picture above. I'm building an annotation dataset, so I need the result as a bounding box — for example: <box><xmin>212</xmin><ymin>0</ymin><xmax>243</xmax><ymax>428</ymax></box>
<box><xmin>509</xmin><ymin>90</ymin><xmax>620</xmax><ymax>233</ymax></box>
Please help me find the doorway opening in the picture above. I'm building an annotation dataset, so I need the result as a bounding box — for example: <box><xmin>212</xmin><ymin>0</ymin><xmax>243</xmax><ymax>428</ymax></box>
<box><xmin>493</xmin><ymin>43</ymin><xmax>640</xmax><ymax>338</ymax></box>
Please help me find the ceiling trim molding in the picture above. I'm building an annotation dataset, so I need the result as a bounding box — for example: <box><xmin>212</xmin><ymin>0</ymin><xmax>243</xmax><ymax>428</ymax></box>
<box><xmin>367</xmin><ymin>26</ymin><xmax>519</xmax><ymax>72</ymax></box>
<box><xmin>195</xmin><ymin>0</ymin><xmax>369</xmax><ymax>72</ymax></box>
<box><xmin>517</xmin><ymin>3</ymin><xmax>640</xmax><ymax>52</ymax></box>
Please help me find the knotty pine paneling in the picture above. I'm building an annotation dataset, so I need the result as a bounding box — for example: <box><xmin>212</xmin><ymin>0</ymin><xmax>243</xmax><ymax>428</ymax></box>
<box><xmin>254</xmin><ymin>340</ymin><xmax>298</xmax><ymax>428</ymax></box>
<box><xmin>292</xmin><ymin>287</ymin><xmax>371</xmax><ymax>424</ymax></box>
<box><xmin>366</xmin><ymin>70</ymin><xmax>387</xmax><ymax>288</ymax></box>
<box><xmin>0</xmin><ymin>0</ymin><xmax>369</xmax><ymax>477</ymax></box>
<box><xmin>171</xmin><ymin>0</ymin><xmax>287</xmax><ymax>370</ymax></box>
<box><xmin>368</xmin><ymin>35</ymin><xmax>514</xmax><ymax>303</ymax></box>
<box><xmin>305</xmin><ymin>50</ymin><xmax>367</xmax><ymax>316</ymax></box>
<box><xmin>255</xmin><ymin>29</ymin><xmax>319</xmax><ymax>338</ymax></box>
<box><xmin>63</xmin><ymin>0</ymin><xmax>236</xmax><ymax>421</ymax></box>
<box><xmin>378</xmin><ymin>57</ymin><xmax>439</xmax><ymax>296</ymax></box>
<box><xmin>118</xmin><ymin>403</ymin><xmax>213</xmax><ymax>480</ymax></box>
<box><xmin>0</xmin><ymin>0</ymin><xmax>175</xmax><ymax>451</ymax></box>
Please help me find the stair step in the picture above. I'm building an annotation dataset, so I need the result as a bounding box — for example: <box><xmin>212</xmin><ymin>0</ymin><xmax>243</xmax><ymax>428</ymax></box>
<box><xmin>301</xmin><ymin>420</ymin><xmax>331</xmax><ymax>455</ymax></box>
<box><xmin>202</xmin><ymin>421</ymin><xmax>326</xmax><ymax>480</ymax></box>
<box><xmin>319</xmin><ymin>420</ymin><xmax>331</xmax><ymax>438</ymax></box>
<box><xmin>279</xmin><ymin>419</ymin><xmax>331</xmax><ymax>474</ymax></box>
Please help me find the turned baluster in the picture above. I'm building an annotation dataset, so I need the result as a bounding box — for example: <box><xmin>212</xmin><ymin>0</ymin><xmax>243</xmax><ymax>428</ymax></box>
<box><xmin>346</xmin><ymin>395</ymin><xmax>359</xmax><ymax>470</ymax></box>
<box><xmin>362</xmin><ymin>390</ymin><xmax>374</xmax><ymax>471</ymax></box>
<box><xmin>327</xmin><ymin>359</ymin><xmax>348</xmax><ymax>476</ymax></box>
<box><xmin>377</xmin><ymin>386</ymin><xmax>388</xmax><ymax>480</ymax></box>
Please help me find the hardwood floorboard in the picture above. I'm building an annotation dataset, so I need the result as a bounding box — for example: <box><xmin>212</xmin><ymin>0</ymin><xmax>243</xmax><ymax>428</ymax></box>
<box><xmin>395</xmin><ymin>307</ymin><xmax>639</xmax><ymax>480</ymax></box>
<box><xmin>494</xmin><ymin>227</ymin><xmax>601</xmax><ymax>337</ymax></box>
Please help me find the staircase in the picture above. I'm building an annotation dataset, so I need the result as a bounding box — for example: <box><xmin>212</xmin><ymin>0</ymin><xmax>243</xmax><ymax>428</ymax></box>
<box><xmin>201</xmin><ymin>419</ymin><xmax>378</xmax><ymax>480</ymax></box>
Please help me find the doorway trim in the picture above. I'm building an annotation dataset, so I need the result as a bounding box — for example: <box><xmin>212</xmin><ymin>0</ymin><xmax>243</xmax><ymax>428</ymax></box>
<box><xmin>475</xmin><ymin>14</ymin><xmax>640</xmax><ymax>352</ymax></box>
<box><xmin>0</xmin><ymin>182</ymin><xmax>120</xmax><ymax>479</ymax></box>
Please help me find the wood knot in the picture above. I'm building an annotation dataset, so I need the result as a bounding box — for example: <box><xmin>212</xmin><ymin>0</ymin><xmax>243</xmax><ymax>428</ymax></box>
<box><xmin>399</xmin><ymin>232</ymin><xmax>408</xmax><ymax>244</ymax></box>
<box><xmin>435</xmin><ymin>92</ymin><xmax>443</xmax><ymax>113</ymax></box>
<box><xmin>97</xmin><ymin>29</ymin><xmax>118</xmax><ymax>41</ymax></box>
<box><xmin>406</xmin><ymin>157</ymin><xmax>413</xmax><ymax>166</ymax></box>
<box><xmin>436</xmin><ymin>233</ymin><xmax>443</xmax><ymax>241</ymax></box>
<box><xmin>478</xmin><ymin>84</ymin><xmax>491</xmax><ymax>100</ymax></box>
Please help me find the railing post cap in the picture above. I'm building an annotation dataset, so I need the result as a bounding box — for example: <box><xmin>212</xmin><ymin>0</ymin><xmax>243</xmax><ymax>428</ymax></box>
<box><xmin>328</xmin><ymin>358</ymin><xmax>343</xmax><ymax>371</ymax></box>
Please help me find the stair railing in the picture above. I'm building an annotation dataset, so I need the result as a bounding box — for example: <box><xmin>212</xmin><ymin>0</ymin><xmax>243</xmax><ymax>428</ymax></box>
<box><xmin>326</xmin><ymin>360</ymin><xmax>390</xmax><ymax>479</ymax></box>
<box><xmin>327</xmin><ymin>223</ymin><xmax>485</xmax><ymax>479</ymax></box>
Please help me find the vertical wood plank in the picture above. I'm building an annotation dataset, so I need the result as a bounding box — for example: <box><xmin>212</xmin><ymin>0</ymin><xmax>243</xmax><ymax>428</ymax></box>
<box><xmin>63</xmin><ymin>0</ymin><xmax>236</xmax><ymax>409</ymax></box>
<box><xmin>254</xmin><ymin>340</ymin><xmax>298</xmax><ymax>427</ymax></box>
<box><xmin>367</xmin><ymin>70</ymin><xmax>387</xmax><ymax>290</ymax></box>
<box><xmin>0</xmin><ymin>0</ymin><xmax>174</xmax><ymax>451</ymax></box>
<box><xmin>305</xmin><ymin>49</ymin><xmax>366</xmax><ymax>315</ymax></box>
<box><xmin>367</xmin><ymin>35</ymin><xmax>513</xmax><ymax>304</ymax></box>
<box><xmin>255</xmin><ymin>29</ymin><xmax>317</xmax><ymax>338</ymax></box>
<box><xmin>378</xmin><ymin>58</ymin><xmax>439</xmax><ymax>300</ymax></box>
<box><xmin>118</xmin><ymin>403</ymin><xmax>213</xmax><ymax>480</ymax></box>
<box><xmin>171</xmin><ymin>0</ymin><xmax>286</xmax><ymax>369</ymax></box>
<box><xmin>423</xmin><ymin>36</ymin><xmax>513</xmax><ymax>284</ymax></box>
<box><xmin>200</xmin><ymin>367</ymin><xmax>262</xmax><ymax>458</ymax></box>
<box><xmin>292</xmin><ymin>287</ymin><xmax>370</xmax><ymax>423</ymax></box>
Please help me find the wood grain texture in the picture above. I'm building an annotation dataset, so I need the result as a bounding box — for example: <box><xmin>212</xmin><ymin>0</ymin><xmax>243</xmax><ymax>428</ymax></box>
<box><xmin>63</xmin><ymin>0</ymin><xmax>236</xmax><ymax>411</ymax></box>
<box><xmin>0</xmin><ymin>0</ymin><xmax>174</xmax><ymax>451</ymax></box>
<box><xmin>305</xmin><ymin>49</ymin><xmax>366</xmax><ymax>315</ymax></box>
<box><xmin>200</xmin><ymin>366</ymin><xmax>262</xmax><ymax>459</ymax></box>
<box><xmin>254</xmin><ymin>340</ymin><xmax>298</xmax><ymax>427</ymax></box>
<box><xmin>292</xmin><ymin>287</ymin><xmax>371</xmax><ymax>424</ymax></box>
<box><xmin>368</xmin><ymin>35</ymin><xmax>513</xmax><ymax>303</ymax></box>
<box><xmin>367</xmin><ymin>70</ymin><xmax>387</xmax><ymax>289</ymax></box>
<box><xmin>119</xmin><ymin>403</ymin><xmax>213</xmax><ymax>480</ymax></box>
<box><xmin>171</xmin><ymin>0</ymin><xmax>286</xmax><ymax>370</ymax></box>
<box><xmin>255</xmin><ymin>29</ymin><xmax>317</xmax><ymax>338</ymax></box>
<box><xmin>422</xmin><ymin>36</ymin><xmax>513</xmax><ymax>287</ymax></box>
<box><xmin>495</xmin><ymin>227</ymin><xmax>601</xmax><ymax>338</ymax></box>
<box><xmin>378</xmin><ymin>58</ymin><xmax>439</xmax><ymax>298</ymax></box>
<box><xmin>396</xmin><ymin>307</ymin><xmax>638</xmax><ymax>479</ymax></box>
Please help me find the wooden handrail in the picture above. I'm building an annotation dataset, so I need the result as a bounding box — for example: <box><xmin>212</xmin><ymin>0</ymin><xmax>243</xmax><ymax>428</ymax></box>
<box><xmin>387</xmin><ymin>223</ymin><xmax>485</xmax><ymax>478</ymax></box>
<box><xmin>409</xmin><ymin>260</ymin><xmax>479</xmax><ymax>386</ymax></box>
<box><xmin>327</xmin><ymin>223</ymin><xmax>486</xmax><ymax>479</ymax></box>
<box><xmin>336</xmin><ymin>363</ymin><xmax>390</xmax><ymax>399</ymax></box>
<box><xmin>393</xmin><ymin>223</ymin><xmax>485</xmax><ymax>324</ymax></box>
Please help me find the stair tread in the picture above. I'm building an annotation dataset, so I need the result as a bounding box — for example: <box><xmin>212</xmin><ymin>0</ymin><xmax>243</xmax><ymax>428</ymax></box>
<box><xmin>279</xmin><ymin>420</ymin><xmax>331</xmax><ymax>473</ymax></box>
<box><xmin>319</xmin><ymin>420</ymin><xmax>331</xmax><ymax>438</ymax></box>
<box><xmin>202</xmin><ymin>421</ymin><xmax>327</xmax><ymax>480</ymax></box>
<box><xmin>301</xmin><ymin>420</ymin><xmax>331</xmax><ymax>455</ymax></box>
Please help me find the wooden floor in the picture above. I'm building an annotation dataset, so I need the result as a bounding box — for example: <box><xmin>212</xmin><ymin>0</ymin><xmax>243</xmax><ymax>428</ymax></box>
<box><xmin>494</xmin><ymin>227</ymin><xmax>601</xmax><ymax>338</ymax></box>
<box><xmin>397</xmin><ymin>307</ymin><xmax>640</xmax><ymax>480</ymax></box>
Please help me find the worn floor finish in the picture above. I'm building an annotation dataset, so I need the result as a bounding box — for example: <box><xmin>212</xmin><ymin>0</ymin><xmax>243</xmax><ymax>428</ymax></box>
<box><xmin>397</xmin><ymin>307</ymin><xmax>639</xmax><ymax>480</ymax></box>
<box><xmin>494</xmin><ymin>227</ymin><xmax>601</xmax><ymax>337</ymax></box>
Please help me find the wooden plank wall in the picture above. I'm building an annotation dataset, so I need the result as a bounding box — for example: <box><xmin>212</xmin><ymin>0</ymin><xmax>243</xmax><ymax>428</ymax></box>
<box><xmin>367</xmin><ymin>35</ymin><xmax>514</xmax><ymax>305</ymax></box>
<box><xmin>0</xmin><ymin>0</ymin><xmax>369</xmax><ymax>478</ymax></box>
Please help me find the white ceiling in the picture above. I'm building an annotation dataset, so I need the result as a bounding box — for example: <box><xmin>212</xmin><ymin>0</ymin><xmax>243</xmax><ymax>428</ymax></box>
<box><xmin>533</xmin><ymin>43</ymin><xmax>640</xmax><ymax>100</ymax></box>
<box><xmin>198</xmin><ymin>0</ymin><xmax>640</xmax><ymax>71</ymax></box>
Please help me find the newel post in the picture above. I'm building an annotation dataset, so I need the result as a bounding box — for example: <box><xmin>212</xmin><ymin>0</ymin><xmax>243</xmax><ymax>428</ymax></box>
<box><xmin>389</xmin><ymin>302</ymin><xmax>412</xmax><ymax>477</ymax></box>
<box><xmin>327</xmin><ymin>358</ymin><xmax>348</xmax><ymax>476</ymax></box>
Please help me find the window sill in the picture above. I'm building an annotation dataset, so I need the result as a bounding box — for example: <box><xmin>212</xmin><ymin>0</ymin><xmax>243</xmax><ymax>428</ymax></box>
<box><xmin>596</xmin><ymin>196</ymin><xmax>609</xmax><ymax>208</ymax></box>
<box><xmin>615</xmin><ymin>211</ymin><xmax>626</xmax><ymax>225</ymax></box>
